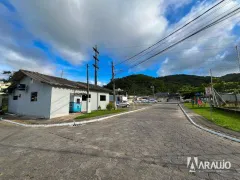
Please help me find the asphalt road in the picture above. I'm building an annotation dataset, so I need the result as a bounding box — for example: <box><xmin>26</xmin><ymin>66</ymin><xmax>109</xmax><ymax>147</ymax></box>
<box><xmin>0</xmin><ymin>104</ymin><xmax>239</xmax><ymax>180</ymax></box>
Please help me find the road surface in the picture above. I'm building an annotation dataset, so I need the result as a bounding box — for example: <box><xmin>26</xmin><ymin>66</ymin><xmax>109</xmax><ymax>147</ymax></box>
<box><xmin>0</xmin><ymin>104</ymin><xmax>239</xmax><ymax>179</ymax></box>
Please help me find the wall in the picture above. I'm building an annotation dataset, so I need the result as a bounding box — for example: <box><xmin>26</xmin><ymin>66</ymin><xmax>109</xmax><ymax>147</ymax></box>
<box><xmin>8</xmin><ymin>78</ymin><xmax>110</xmax><ymax>119</ymax></box>
<box><xmin>8</xmin><ymin>77</ymin><xmax>52</xmax><ymax>118</ymax></box>
<box><xmin>94</xmin><ymin>92</ymin><xmax>109</xmax><ymax>110</ymax></box>
<box><xmin>81</xmin><ymin>92</ymin><xmax>109</xmax><ymax>112</ymax></box>
<box><xmin>50</xmin><ymin>88</ymin><xmax>87</xmax><ymax>118</ymax></box>
<box><xmin>50</xmin><ymin>88</ymin><xmax>71</xmax><ymax>119</ymax></box>
<box><xmin>220</xmin><ymin>94</ymin><xmax>240</xmax><ymax>102</ymax></box>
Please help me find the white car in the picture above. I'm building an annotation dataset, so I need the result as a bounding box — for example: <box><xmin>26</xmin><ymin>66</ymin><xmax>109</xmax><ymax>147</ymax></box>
<box><xmin>117</xmin><ymin>102</ymin><xmax>130</xmax><ymax>108</ymax></box>
<box><xmin>149</xmin><ymin>99</ymin><xmax>158</xmax><ymax>103</ymax></box>
<box><xmin>141</xmin><ymin>99</ymin><xmax>148</xmax><ymax>103</ymax></box>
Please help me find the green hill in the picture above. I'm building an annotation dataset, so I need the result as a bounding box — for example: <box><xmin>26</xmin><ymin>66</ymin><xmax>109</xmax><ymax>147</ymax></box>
<box><xmin>220</xmin><ymin>73</ymin><xmax>240</xmax><ymax>82</ymax></box>
<box><xmin>104</xmin><ymin>73</ymin><xmax>240</xmax><ymax>95</ymax></box>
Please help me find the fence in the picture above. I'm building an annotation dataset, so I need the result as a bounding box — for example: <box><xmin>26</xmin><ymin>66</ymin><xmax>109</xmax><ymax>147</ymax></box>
<box><xmin>218</xmin><ymin>93</ymin><xmax>240</xmax><ymax>108</ymax></box>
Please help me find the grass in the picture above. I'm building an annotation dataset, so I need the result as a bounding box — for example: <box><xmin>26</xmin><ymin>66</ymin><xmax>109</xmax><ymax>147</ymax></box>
<box><xmin>184</xmin><ymin>103</ymin><xmax>240</xmax><ymax>132</ymax></box>
<box><xmin>75</xmin><ymin>109</ymin><xmax>127</xmax><ymax>120</ymax></box>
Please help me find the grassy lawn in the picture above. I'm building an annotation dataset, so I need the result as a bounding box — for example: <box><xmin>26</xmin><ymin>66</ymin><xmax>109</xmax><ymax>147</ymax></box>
<box><xmin>75</xmin><ymin>109</ymin><xmax>127</xmax><ymax>120</ymax></box>
<box><xmin>184</xmin><ymin>103</ymin><xmax>240</xmax><ymax>132</ymax></box>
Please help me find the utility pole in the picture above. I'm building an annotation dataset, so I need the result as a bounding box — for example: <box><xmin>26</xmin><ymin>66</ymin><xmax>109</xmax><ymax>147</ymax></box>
<box><xmin>112</xmin><ymin>61</ymin><xmax>117</xmax><ymax>110</ymax></box>
<box><xmin>93</xmin><ymin>45</ymin><xmax>99</xmax><ymax>86</ymax></box>
<box><xmin>60</xmin><ymin>70</ymin><xmax>64</xmax><ymax>78</ymax></box>
<box><xmin>86</xmin><ymin>64</ymin><xmax>91</xmax><ymax>113</ymax></box>
<box><xmin>210</xmin><ymin>69</ymin><xmax>213</xmax><ymax>120</ymax></box>
<box><xmin>151</xmin><ymin>86</ymin><xmax>155</xmax><ymax>99</ymax></box>
<box><xmin>236</xmin><ymin>45</ymin><xmax>240</xmax><ymax>72</ymax></box>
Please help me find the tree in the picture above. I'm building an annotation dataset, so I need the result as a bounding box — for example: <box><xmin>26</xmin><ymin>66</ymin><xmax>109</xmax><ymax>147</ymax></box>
<box><xmin>2</xmin><ymin>71</ymin><xmax>13</xmax><ymax>82</ymax></box>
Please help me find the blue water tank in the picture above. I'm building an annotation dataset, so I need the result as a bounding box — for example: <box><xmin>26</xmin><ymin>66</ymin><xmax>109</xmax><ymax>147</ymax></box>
<box><xmin>69</xmin><ymin>102</ymin><xmax>81</xmax><ymax>113</ymax></box>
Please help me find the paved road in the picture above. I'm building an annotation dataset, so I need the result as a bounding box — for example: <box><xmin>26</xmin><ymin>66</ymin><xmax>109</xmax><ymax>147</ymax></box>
<box><xmin>0</xmin><ymin>104</ymin><xmax>239</xmax><ymax>180</ymax></box>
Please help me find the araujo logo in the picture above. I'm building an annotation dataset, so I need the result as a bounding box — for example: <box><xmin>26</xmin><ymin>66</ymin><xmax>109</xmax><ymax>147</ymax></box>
<box><xmin>187</xmin><ymin>157</ymin><xmax>231</xmax><ymax>172</ymax></box>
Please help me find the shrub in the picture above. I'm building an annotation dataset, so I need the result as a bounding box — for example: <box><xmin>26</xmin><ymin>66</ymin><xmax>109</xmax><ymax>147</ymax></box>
<box><xmin>106</xmin><ymin>102</ymin><xmax>114</xmax><ymax>111</ymax></box>
<box><xmin>98</xmin><ymin>105</ymin><xmax>102</xmax><ymax>110</ymax></box>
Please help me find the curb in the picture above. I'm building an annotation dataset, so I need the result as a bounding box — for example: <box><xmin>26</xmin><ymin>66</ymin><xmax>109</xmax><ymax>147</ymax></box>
<box><xmin>0</xmin><ymin>107</ymin><xmax>149</xmax><ymax>128</ymax></box>
<box><xmin>178</xmin><ymin>104</ymin><xmax>240</xmax><ymax>143</ymax></box>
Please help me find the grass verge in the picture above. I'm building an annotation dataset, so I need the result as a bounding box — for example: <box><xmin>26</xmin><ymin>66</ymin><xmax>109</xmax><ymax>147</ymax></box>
<box><xmin>184</xmin><ymin>103</ymin><xmax>240</xmax><ymax>132</ymax></box>
<box><xmin>75</xmin><ymin>109</ymin><xmax>127</xmax><ymax>120</ymax></box>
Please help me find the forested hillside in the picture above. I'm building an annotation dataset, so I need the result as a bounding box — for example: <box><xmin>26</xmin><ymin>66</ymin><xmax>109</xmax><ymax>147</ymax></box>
<box><xmin>104</xmin><ymin>73</ymin><xmax>240</xmax><ymax>95</ymax></box>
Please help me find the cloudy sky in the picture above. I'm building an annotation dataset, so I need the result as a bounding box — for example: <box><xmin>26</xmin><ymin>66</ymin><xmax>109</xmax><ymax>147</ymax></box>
<box><xmin>0</xmin><ymin>0</ymin><xmax>240</xmax><ymax>85</ymax></box>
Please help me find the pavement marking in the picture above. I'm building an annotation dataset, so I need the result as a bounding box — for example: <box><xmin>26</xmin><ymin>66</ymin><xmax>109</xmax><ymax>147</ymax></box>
<box><xmin>0</xmin><ymin>107</ymin><xmax>150</xmax><ymax>128</ymax></box>
<box><xmin>179</xmin><ymin>104</ymin><xmax>240</xmax><ymax>143</ymax></box>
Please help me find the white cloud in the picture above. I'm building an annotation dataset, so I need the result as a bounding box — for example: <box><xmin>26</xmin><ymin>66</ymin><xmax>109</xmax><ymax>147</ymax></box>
<box><xmin>9</xmin><ymin>0</ymin><xmax>172</xmax><ymax>63</ymax></box>
<box><xmin>163</xmin><ymin>58</ymin><xmax>169</xmax><ymax>64</ymax></box>
<box><xmin>89</xmin><ymin>80</ymin><xmax>106</xmax><ymax>87</ymax></box>
<box><xmin>156</xmin><ymin>0</ymin><xmax>240</xmax><ymax>76</ymax></box>
<box><xmin>0</xmin><ymin>45</ymin><xmax>56</xmax><ymax>76</ymax></box>
<box><xmin>1</xmin><ymin>0</ymin><xmax>240</xmax><ymax>79</ymax></box>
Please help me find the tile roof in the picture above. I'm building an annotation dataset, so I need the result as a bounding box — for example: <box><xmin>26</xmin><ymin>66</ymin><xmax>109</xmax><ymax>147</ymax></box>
<box><xmin>9</xmin><ymin>70</ymin><xmax>112</xmax><ymax>93</ymax></box>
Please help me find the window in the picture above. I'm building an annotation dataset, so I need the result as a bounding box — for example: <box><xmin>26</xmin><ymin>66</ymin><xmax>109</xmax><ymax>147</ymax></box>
<box><xmin>82</xmin><ymin>94</ymin><xmax>91</xmax><ymax>101</ymax></box>
<box><xmin>100</xmin><ymin>95</ymin><xmax>106</xmax><ymax>101</ymax></box>
<box><xmin>76</xmin><ymin>99</ymin><xmax>80</xmax><ymax>104</ymax></box>
<box><xmin>31</xmin><ymin>92</ymin><xmax>38</xmax><ymax>102</ymax></box>
<box><xmin>13</xmin><ymin>96</ymin><xmax>18</xmax><ymax>100</ymax></box>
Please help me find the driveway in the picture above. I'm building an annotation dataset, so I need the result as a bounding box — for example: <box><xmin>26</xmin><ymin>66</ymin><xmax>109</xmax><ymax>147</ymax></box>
<box><xmin>0</xmin><ymin>104</ymin><xmax>239</xmax><ymax>180</ymax></box>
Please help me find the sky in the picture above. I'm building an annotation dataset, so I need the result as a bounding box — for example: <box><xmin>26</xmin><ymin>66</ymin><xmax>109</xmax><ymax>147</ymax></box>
<box><xmin>0</xmin><ymin>0</ymin><xmax>240</xmax><ymax>86</ymax></box>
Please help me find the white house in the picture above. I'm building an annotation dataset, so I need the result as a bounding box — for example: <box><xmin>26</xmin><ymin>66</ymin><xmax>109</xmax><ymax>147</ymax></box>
<box><xmin>7</xmin><ymin>70</ymin><xmax>111</xmax><ymax>119</ymax></box>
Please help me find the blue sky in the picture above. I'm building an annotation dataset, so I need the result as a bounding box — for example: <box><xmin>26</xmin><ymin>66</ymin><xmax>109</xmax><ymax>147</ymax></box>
<box><xmin>0</xmin><ymin>0</ymin><xmax>240</xmax><ymax>85</ymax></box>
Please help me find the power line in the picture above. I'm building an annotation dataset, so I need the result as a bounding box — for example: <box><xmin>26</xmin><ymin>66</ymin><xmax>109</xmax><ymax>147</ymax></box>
<box><xmin>115</xmin><ymin>0</ymin><xmax>227</xmax><ymax>66</ymax></box>
<box><xmin>116</xmin><ymin>7</ymin><xmax>240</xmax><ymax>74</ymax></box>
<box><xmin>102</xmin><ymin>34</ymin><xmax>232</xmax><ymax>51</ymax></box>
<box><xmin>112</xmin><ymin>29</ymin><xmax>239</xmax><ymax>61</ymax></box>
<box><xmin>130</xmin><ymin>8</ymin><xmax>240</xmax><ymax>69</ymax></box>
<box><xmin>120</xmin><ymin>1</ymin><xmax>238</xmax><ymax>66</ymax></box>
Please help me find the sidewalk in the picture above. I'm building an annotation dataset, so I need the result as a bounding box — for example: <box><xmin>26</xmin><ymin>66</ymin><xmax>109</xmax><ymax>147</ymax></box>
<box><xmin>181</xmin><ymin>104</ymin><xmax>240</xmax><ymax>140</ymax></box>
<box><xmin>0</xmin><ymin>106</ymin><xmax>150</xmax><ymax>127</ymax></box>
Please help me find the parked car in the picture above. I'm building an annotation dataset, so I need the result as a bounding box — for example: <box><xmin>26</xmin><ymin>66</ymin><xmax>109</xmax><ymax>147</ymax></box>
<box><xmin>117</xmin><ymin>101</ymin><xmax>130</xmax><ymax>108</ymax></box>
<box><xmin>141</xmin><ymin>99</ymin><xmax>149</xmax><ymax>103</ymax></box>
<box><xmin>149</xmin><ymin>99</ymin><xmax>158</xmax><ymax>103</ymax></box>
<box><xmin>134</xmin><ymin>100</ymin><xmax>141</xmax><ymax>104</ymax></box>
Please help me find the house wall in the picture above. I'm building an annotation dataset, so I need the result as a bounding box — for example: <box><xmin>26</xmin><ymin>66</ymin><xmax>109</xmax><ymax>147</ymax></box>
<box><xmin>8</xmin><ymin>77</ymin><xmax>52</xmax><ymax>118</ymax></box>
<box><xmin>8</xmin><ymin>78</ymin><xmax>110</xmax><ymax>119</ymax></box>
<box><xmin>50</xmin><ymin>87</ymin><xmax>109</xmax><ymax>118</ymax></box>
<box><xmin>50</xmin><ymin>88</ymin><xmax>71</xmax><ymax>119</ymax></box>
<box><xmin>76</xmin><ymin>92</ymin><xmax>109</xmax><ymax>112</ymax></box>
<box><xmin>50</xmin><ymin>88</ymin><xmax>109</xmax><ymax>118</ymax></box>
<box><xmin>50</xmin><ymin>88</ymin><xmax>89</xmax><ymax>118</ymax></box>
<box><xmin>91</xmin><ymin>92</ymin><xmax>109</xmax><ymax>110</ymax></box>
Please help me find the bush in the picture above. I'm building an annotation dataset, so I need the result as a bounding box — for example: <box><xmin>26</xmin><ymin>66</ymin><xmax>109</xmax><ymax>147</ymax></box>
<box><xmin>106</xmin><ymin>102</ymin><xmax>114</xmax><ymax>111</ymax></box>
<box><xmin>98</xmin><ymin>105</ymin><xmax>102</xmax><ymax>110</ymax></box>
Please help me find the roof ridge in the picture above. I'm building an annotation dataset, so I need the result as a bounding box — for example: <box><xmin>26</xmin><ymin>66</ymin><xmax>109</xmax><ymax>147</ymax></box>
<box><xmin>17</xmin><ymin>69</ymin><xmax>111</xmax><ymax>92</ymax></box>
<box><xmin>20</xmin><ymin>69</ymin><xmax>71</xmax><ymax>82</ymax></box>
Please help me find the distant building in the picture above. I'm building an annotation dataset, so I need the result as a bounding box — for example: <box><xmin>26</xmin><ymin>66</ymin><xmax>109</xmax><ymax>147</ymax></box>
<box><xmin>7</xmin><ymin>70</ymin><xmax>111</xmax><ymax>119</ymax></box>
